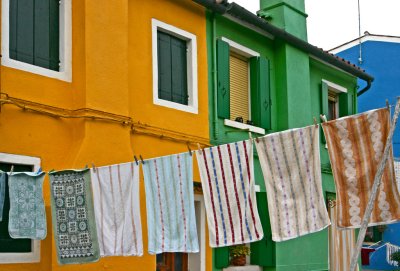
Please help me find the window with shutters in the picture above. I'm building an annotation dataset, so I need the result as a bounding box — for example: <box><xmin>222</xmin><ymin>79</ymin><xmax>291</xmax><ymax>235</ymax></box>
<box><xmin>217</xmin><ymin>37</ymin><xmax>271</xmax><ymax>135</ymax></box>
<box><xmin>1</xmin><ymin>0</ymin><xmax>72</xmax><ymax>82</ymax></box>
<box><xmin>0</xmin><ymin>153</ymin><xmax>41</xmax><ymax>264</ymax></box>
<box><xmin>152</xmin><ymin>19</ymin><xmax>198</xmax><ymax>114</ymax></box>
<box><xmin>320</xmin><ymin>79</ymin><xmax>352</xmax><ymax>143</ymax></box>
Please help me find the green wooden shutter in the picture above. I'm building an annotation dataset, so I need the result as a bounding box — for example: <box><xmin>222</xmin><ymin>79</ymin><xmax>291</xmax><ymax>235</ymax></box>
<box><xmin>339</xmin><ymin>92</ymin><xmax>354</xmax><ymax>117</ymax></box>
<box><xmin>250</xmin><ymin>56</ymin><xmax>271</xmax><ymax>130</ymax></box>
<box><xmin>320</xmin><ymin>82</ymin><xmax>329</xmax><ymax>143</ymax></box>
<box><xmin>9</xmin><ymin>0</ymin><xmax>59</xmax><ymax>71</ymax></box>
<box><xmin>250</xmin><ymin>192</ymin><xmax>275</xmax><ymax>267</ymax></box>
<box><xmin>171</xmin><ymin>37</ymin><xmax>188</xmax><ymax>105</ymax></box>
<box><xmin>0</xmin><ymin>163</ymin><xmax>33</xmax><ymax>253</ymax></box>
<box><xmin>215</xmin><ymin>247</ymin><xmax>230</xmax><ymax>269</ymax></box>
<box><xmin>158</xmin><ymin>32</ymin><xmax>173</xmax><ymax>102</ymax></box>
<box><xmin>217</xmin><ymin>39</ymin><xmax>230</xmax><ymax>119</ymax></box>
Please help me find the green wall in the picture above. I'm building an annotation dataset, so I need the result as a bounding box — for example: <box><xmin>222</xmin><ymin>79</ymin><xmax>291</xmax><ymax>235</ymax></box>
<box><xmin>206</xmin><ymin>11</ymin><xmax>358</xmax><ymax>271</ymax></box>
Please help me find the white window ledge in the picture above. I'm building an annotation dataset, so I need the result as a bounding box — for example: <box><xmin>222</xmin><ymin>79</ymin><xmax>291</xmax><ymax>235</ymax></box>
<box><xmin>223</xmin><ymin>265</ymin><xmax>262</xmax><ymax>271</ymax></box>
<box><xmin>224</xmin><ymin>119</ymin><xmax>265</xmax><ymax>135</ymax></box>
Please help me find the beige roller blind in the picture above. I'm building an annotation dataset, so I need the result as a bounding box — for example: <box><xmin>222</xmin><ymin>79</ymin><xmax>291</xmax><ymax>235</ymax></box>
<box><xmin>230</xmin><ymin>53</ymin><xmax>250</xmax><ymax>122</ymax></box>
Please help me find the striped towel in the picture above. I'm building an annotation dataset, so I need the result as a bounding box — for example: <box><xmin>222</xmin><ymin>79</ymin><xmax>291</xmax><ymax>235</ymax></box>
<box><xmin>91</xmin><ymin>162</ymin><xmax>143</xmax><ymax>256</ymax></box>
<box><xmin>196</xmin><ymin>140</ymin><xmax>263</xmax><ymax>247</ymax></box>
<box><xmin>8</xmin><ymin>172</ymin><xmax>47</xmax><ymax>239</ymax></box>
<box><xmin>387</xmin><ymin>242</ymin><xmax>400</xmax><ymax>266</ymax></box>
<box><xmin>0</xmin><ymin>171</ymin><xmax>5</xmax><ymax>221</ymax></box>
<box><xmin>49</xmin><ymin>169</ymin><xmax>100</xmax><ymax>265</ymax></box>
<box><xmin>255</xmin><ymin>125</ymin><xmax>330</xmax><ymax>241</ymax></box>
<box><xmin>322</xmin><ymin>108</ymin><xmax>400</xmax><ymax>228</ymax></box>
<box><xmin>328</xmin><ymin>200</ymin><xmax>359</xmax><ymax>271</ymax></box>
<box><xmin>142</xmin><ymin>152</ymin><xmax>199</xmax><ymax>254</ymax></box>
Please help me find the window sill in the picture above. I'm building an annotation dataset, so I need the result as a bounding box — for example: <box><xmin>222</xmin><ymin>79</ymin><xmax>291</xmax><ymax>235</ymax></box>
<box><xmin>223</xmin><ymin>265</ymin><xmax>262</xmax><ymax>271</ymax></box>
<box><xmin>224</xmin><ymin>119</ymin><xmax>265</xmax><ymax>135</ymax></box>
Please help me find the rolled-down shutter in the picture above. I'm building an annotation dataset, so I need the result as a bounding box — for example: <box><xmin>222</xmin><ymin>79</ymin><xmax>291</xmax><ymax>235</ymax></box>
<box><xmin>10</xmin><ymin>0</ymin><xmax>60</xmax><ymax>71</ymax></box>
<box><xmin>217</xmin><ymin>39</ymin><xmax>230</xmax><ymax>119</ymax></box>
<box><xmin>250</xmin><ymin>57</ymin><xmax>271</xmax><ymax>130</ymax></box>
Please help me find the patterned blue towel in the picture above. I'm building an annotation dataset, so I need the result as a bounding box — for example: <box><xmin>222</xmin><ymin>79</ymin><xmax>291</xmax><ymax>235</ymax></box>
<box><xmin>8</xmin><ymin>172</ymin><xmax>47</xmax><ymax>239</ymax></box>
<box><xmin>143</xmin><ymin>152</ymin><xmax>199</xmax><ymax>254</ymax></box>
<box><xmin>0</xmin><ymin>171</ymin><xmax>5</xmax><ymax>222</ymax></box>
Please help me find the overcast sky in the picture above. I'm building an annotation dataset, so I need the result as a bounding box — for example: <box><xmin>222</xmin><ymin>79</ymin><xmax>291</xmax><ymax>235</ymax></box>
<box><xmin>233</xmin><ymin>0</ymin><xmax>400</xmax><ymax>50</ymax></box>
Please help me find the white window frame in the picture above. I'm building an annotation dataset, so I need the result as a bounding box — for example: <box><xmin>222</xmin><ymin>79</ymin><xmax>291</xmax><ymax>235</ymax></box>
<box><xmin>188</xmin><ymin>194</ymin><xmax>206</xmax><ymax>271</ymax></box>
<box><xmin>323</xmin><ymin>79</ymin><xmax>347</xmax><ymax>120</ymax></box>
<box><xmin>221</xmin><ymin>37</ymin><xmax>265</xmax><ymax>135</ymax></box>
<box><xmin>0</xmin><ymin>153</ymin><xmax>41</xmax><ymax>263</ymax></box>
<box><xmin>1</xmin><ymin>0</ymin><xmax>72</xmax><ymax>82</ymax></box>
<box><xmin>152</xmin><ymin>18</ymin><xmax>198</xmax><ymax>114</ymax></box>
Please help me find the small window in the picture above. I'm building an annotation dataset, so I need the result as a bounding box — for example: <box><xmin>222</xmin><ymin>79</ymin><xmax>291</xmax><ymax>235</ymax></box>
<box><xmin>2</xmin><ymin>0</ymin><xmax>72</xmax><ymax>81</ymax></box>
<box><xmin>156</xmin><ymin>253</ymin><xmax>188</xmax><ymax>271</ymax></box>
<box><xmin>217</xmin><ymin>37</ymin><xmax>271</xmax><ymax>134</ymax></box>
<box><xmin>152</xmin><ymin>19</ymin><xmax>198</xmax><ymax>114</ymax></box>
<box><xmin>0</xmin><ymin>153</ymin><xmax>41</xmax><ymax>263</ymax></box>
<box><xmin>328</xmin><ymin>91</ymin><xmax>339</xmax><ymax>120</ymax></box>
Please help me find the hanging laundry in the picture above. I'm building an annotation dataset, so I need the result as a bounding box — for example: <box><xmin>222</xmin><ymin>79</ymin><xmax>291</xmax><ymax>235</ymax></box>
<box><xmin>322</xmin><ymin>108</ymin><xmax>400</xmax><ymax>228</ymax></box>
<box><xmin>395</xmin><ymin>160</ymin><xmax>400</xmax><ymax>193</ymax></box>
<box><xmin>8</xmin><ymin>172</ymin><xmax>47</xmax><ymax>239</ymax></box>
<box><xmin>196</xmin><ymin>140</ymin><xmax>263</xmax><ymax>247</ymax></box>
<box><xmin>91</xmin><ymin>162</ymin><xmax>143</xmax><ymax>257</ymax></box>
<box><xmin>0</xmin><ymin>171</ymin><xmax>5</xmax><ymax>222</ymax></box>
<box><xmin>387</xmin><ymin>242</ymin><xmax>400</xmax><ymax>266</ymax></box>
<box><xmin>255</xmin><ymin>125</ymin><xmax>330</xmax><ymax>241</ymax></box>
<box><xmin>328</xmin><ymin>199</ymin><xmax>359</xmax><ymax>271</ymax></box>
<box><xmin>49</xmin><ymin>169</ymin><xmax>100</xmax><ymax>264</ymax></box>
<box><xmin>143</xmin><ymin>152</ymin><xmax>199</xmax><ymax>254</ymax></box>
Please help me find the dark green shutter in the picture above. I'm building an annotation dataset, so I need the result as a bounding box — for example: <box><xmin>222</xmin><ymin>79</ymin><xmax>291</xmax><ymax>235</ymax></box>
<box><xmin>9</xmin><ymin>0</ymin><xmax>59</xmax><ymax>71</ymax></box>
<box><xmin>0</xmin><ymin>163</ymin><xmax>33</xmax><ymax>253</ymax></box>
<box><xmin>217</xmin><ymin>39</ymin><xmax>230</xmax><ymax>119</ymax></box>
<box><xmin>158</xmin><ymin>31</ymin><xmax>188</xmax><ymax>105</ymax></box>
<box><xmin>339</xmin><ymin>92</ymin><xmax>354</xmax><ymax>117</ymax></box>
<box><xmin>320</xmin><ymin>82</ymin><xmax>329</xmax><ymax>143</ymax></box>
<box><xmin>250</xmin><ymin>56</ymin><xmax>271</xmax><ymax>130</ymax></box>
<box><xmin>215</xmin><ymin>246</ymin><xmax>230</xmax><ymax>269</ymax></box>
<box><xmin>250</xmin><ymin>192</ymin><xmax>275</xmax><ymax>267</ymax></box>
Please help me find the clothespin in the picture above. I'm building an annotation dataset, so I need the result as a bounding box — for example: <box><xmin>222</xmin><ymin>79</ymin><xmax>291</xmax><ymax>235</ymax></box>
<box><xmin>197</xmin><ymin>143</ymin><xmax>203</xmax><ymax>155</ymax></box>
<box><xmin>134</xmin><ymin>155</ymin><xmax>139</xmax><ymax>166</ymax></box>
<box><xmin>187</xmin><ymin>143</ymin><xmax>193</xmax><ymax>156</ymax></box>
<box><xmin>91</xmin><ymin>163</ymin><xmax>96</xmax><ymax>173</ymax></box>
<box><xmin>313</xmin><ymin>117</ymin><xmax>318</xmax><ymax>128</ymax></box>
<box><xmin>139</xmin><ymin>155</ymin><xmax>145</xmax><ymax>164</ymax></box>
<box><xmin>36</xmin><ymin>167</ymin><xmax>42</xmax><ymax>174</ymax></box>
<box><xmin>9</xmin><ymin>165</ymin><xmax>14</xmax><ymax>175</ymax></box>
<box><xmin>320</xmin><ymin>114</ymin><xmax>328</xmax><ymax>123</ymax></box>
<box><xmin>386</xmin><ymin>99</ymin><xmax>390</xmax><ymax>110</ymax></box>
<box><xmin>248</xmin><ymin>131</ymin><xmax>253</xmax><ymax>140</ymax></box>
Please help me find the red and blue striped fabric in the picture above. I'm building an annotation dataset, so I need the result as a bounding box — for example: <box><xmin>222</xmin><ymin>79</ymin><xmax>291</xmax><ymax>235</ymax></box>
<box><xmin>196</xmin><ymin>140</ymin><xmax>263</xmax><ymax>247</ymax></box>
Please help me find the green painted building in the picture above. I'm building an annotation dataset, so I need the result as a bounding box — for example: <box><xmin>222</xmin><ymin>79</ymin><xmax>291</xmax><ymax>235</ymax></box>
<box><xmin>193</xmin><ymin>0</ymin><xmax>374</xmax><ymax>270</ymax></box>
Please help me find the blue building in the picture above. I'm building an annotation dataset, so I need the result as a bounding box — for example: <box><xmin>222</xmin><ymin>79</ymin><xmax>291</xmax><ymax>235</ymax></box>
<box><xmin>331</xmin><ymin>32</ymin><xmax>400</xmax><ymax>158</ymax></box>
<box><xmin>332</xmin><ymin>33</ymin><xmax>400</xmax><ymax>270</ymax></box>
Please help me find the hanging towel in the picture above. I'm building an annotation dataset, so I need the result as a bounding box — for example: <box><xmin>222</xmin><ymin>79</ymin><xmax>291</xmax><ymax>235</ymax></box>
<box><xmin>8</xmin><ymin>172</ymin><xmax>47</xmax><ymax>239</ymax></box>
<box><xmin>387</xmin><ymin>242</ymin><xmax>400</xmax><ymax>266</ymax></box>
<box><xmin>90</xmin><ymin>162</ymin><xmax>143</xmax><ymax>257</ymax></box>
<box><xmin>255</xmin><ymin>125</ymin><xmax>330</xmax><ymax>241</ymax></box>
<box><xmin>322</xmin><ymin>108</ymin><xmax>400</xmax><ymax>228</ymax></box>
<box><xmin>328</xmin><ymin>200</ymin><xmax>359</xmax><ymax>271</ymax></box>
<box><xmin>196</xmin><ymin>140</ymin><xmax>263</xmax><ymax>247</ymax></box>
<box><xmin>0</xmin><ymin>171</ymin><xmax>5</xmax><ymax>222</ymax></box>
<box><xmin>49</xmin><ymin>169</ymin><xmax>100</xmax><ymax>265</ymax></box>
<box><xmin>143</xmin><ymin>152</ymin><xmax>199</xmax><ymax>254</ymax></box>
<box><xmin>395</xmin><ymin>160</ymin><xmax>400</xmax><ymax>194</ymax></box>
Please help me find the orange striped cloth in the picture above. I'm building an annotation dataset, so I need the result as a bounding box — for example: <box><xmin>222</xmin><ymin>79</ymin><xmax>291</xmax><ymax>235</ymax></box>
<box><xmin>322</xmin><ymin>108</ymin><xmax>400</xmax><ymax>228</ymax></box>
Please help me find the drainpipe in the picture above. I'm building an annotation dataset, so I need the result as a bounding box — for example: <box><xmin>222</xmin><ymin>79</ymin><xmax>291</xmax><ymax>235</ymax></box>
<box><xmin>211</xmin><ymin>12</ymin><xmax>219</xmax><ymax>141</ymax></box>
<box><xmin>357</xmin><ymin>79</ymin><xmax>372</xmax><ymax>96</ymax></box>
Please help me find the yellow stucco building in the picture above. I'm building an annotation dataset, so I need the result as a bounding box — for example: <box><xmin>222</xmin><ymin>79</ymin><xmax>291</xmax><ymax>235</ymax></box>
<box><xmin>0</xmin><ymin>0</ymin><xmax>211</xmax><ymax>270</ymax></box>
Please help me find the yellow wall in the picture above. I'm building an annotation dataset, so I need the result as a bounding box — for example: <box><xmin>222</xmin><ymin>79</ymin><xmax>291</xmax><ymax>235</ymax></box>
<box><xmin>0</xmin><ymin>0</ymin><xmax>211</xmax><ymax>270</ymax></box>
